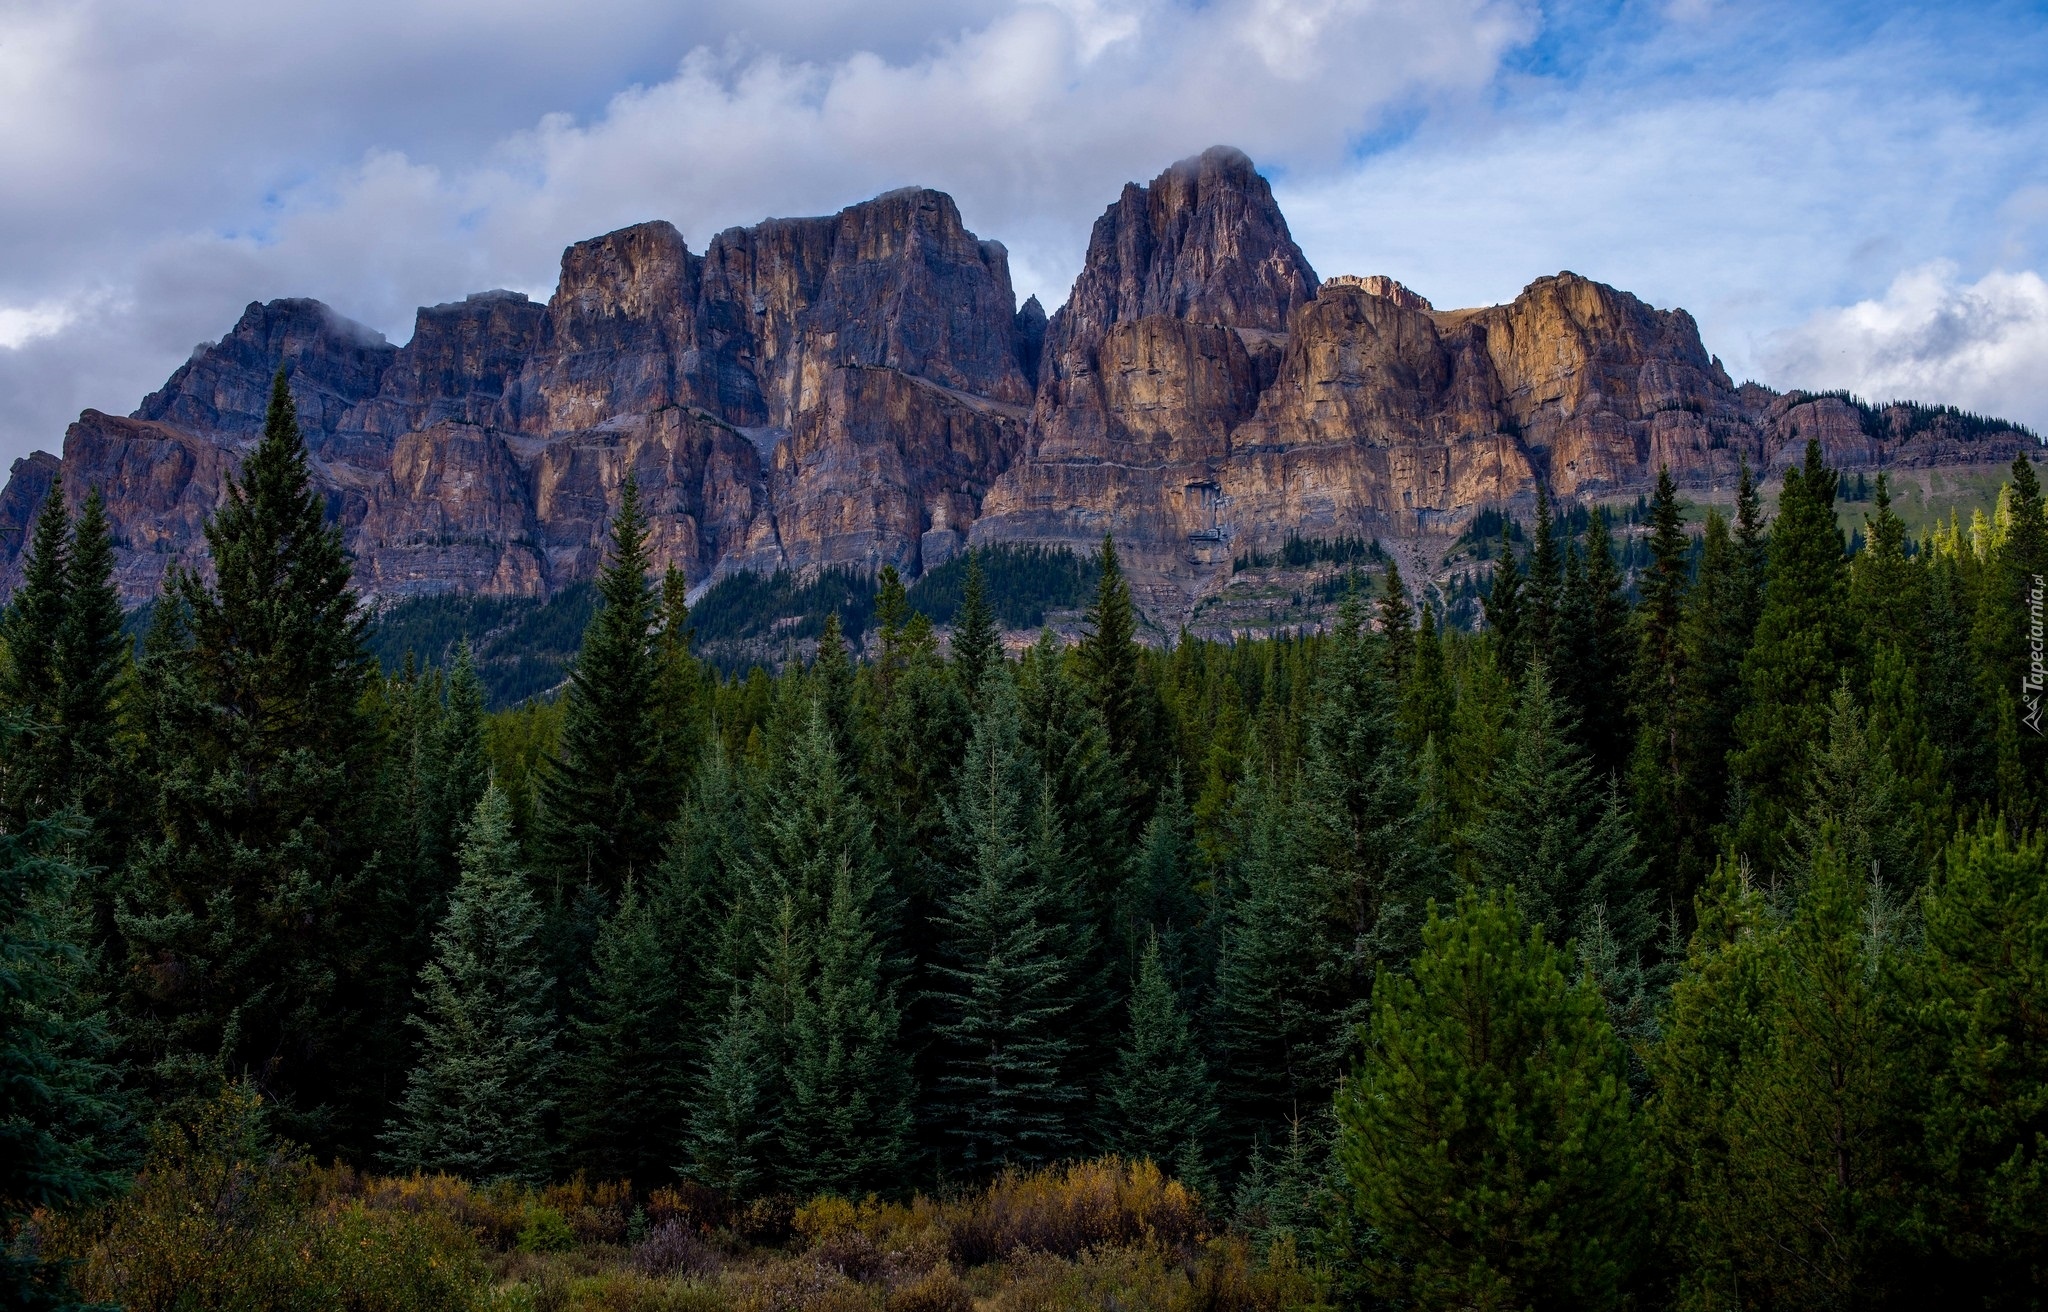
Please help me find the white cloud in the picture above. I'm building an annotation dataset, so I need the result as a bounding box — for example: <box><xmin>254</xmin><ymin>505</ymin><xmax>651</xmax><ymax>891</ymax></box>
<box><xmin>1765</xmin><ymin>263</ymin><xmax>2048</xmax><ymax>429</ymax></box>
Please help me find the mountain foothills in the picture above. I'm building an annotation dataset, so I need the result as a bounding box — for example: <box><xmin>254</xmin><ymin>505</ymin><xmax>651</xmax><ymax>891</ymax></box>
<box><xmin>0</xmin><ymin>146</ymin><xmax>2037</xmax><ymax>619</ymax></box>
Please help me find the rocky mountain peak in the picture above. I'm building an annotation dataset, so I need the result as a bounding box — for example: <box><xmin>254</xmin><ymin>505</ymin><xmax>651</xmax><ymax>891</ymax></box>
<box><xmin>136</xmin><ymin>297</ymin><xmax>396</xmax><ymax>445</ymax></box>
<box><xmin>1326</xmin><ymin>274</ymin><xmax>1434</xmax><ymax>312</ymax></box>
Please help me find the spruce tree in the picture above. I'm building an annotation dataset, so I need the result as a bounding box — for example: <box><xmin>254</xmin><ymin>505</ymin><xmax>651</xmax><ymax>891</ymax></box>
<box><xmin>0</xmin><ymin>716</ymin><xmax>131</xmax><ymax>1309</ymax></box>
<box><xmin>121</xmin><ymin>368</ymin><xmax>376</xmax><ymax>1145</ymax></box>
<box><xmin>1335</xmin><ymin>890</ymin><xmax>1647</xmax><ymax>1312</ymax></box>
<box><xmin>1483</xmin><ymin>520</ymin><xmax>1525</xmax><ymax>675</ymax></box>
<box><xmin>1121</xmin><ymin>769</ymin><xmax>1204</xmax><ymax>992</ymax></box>
<box><xmin>683</xmin><ymin>989</ymin><xmax>770</xmax><ymax>1194</ymax></box>
<box><xmin>1670</xmin><ymin>509</ymin><xmax>1748</xmax><ymax>892</ymax></box>
<box><xmin>1524</xmin><ymin>483</ymin><xmax>1564</xmax><ymax>667</ymax></box>
<box><xmin>950</xmin><ymin>549</ymin><xmax>1001</xmax><ymax>702</ymax></box>
<box><xmin>1079</xmin><ymin>535</ymin><xmax>1152</xmax><ymax>820</ymax></box>
<box><xmin>0</xmin><ymin>480</ymin><xmax>70</xmax><ymax>826</ymax></box>
<box><xmin>1788</xmin><ymin>683</ymin><xmax>1923</xmax><ymax>891</ymax></box>
<box><xmin>537</xmin><ymin>474</ymin><xmax>674</xmax><ymax>902</ymax></box>
<box><xmin>383</xmin><ymin>786</ymin><xmax>559</xmax><ymax>1184</ymax></box>
<box><xmin>1847</xmin><ymin>474</ymin><xmax>1926</xmax><ymax>669</ymax></box>
<box><xmin>930</xmin><ymin>679</ymin><xmax>1079</xmax><ymax>1174</ymax></box>
<box><xmin>1396</xmin><ymin>604</ymin><xmax>1454</xmax><ymax>755</ymax></box>
<box><xmin>1632</xmin><ymin>468</ymin><xmax>1692</xmax><ymax>885</ymax></box>
<box><xmin>51</xmin><ymin>489</ymin><xmax>128</xmax><ymax>849</ymax></box>
<box><xmin>1905</xmin><ymin>823</ymin><xmax>2048</xmax><ymax>1301</ymax></box>
<box><xmin>1466</xmin><ymin>664</ymin><xmax>1649</xmax><ymax>956</ymax></box>
<box><xmin>651</xmin><ymin>563</ymin><xmax>705</xmax><ymax>787</ymax></box>
<box><xmin>1103</xmin><ymin>934</ymin><xmax>1217</xmax><ymax>1194</ymax></box>
<box><xmin>564</xmin><ymin>879</ymin><xmax>689</xmax><ymax>1183</ymax></box>
<box><xmin>1376</xmin><ymin>558</ymin><xmax>1414</xmax><ymax>682</ymax></box>
<box><xmin>1731</xmin><ymin>440</ymin><xmax>1851</xmax><ymax>874</ymax></box>
<box><xmin>783</xmin><ymin>856</ymin><xmax>913</xmax><ymax>1195</ymax></box>
<box><xmin>1559</xmin><ymin>509</ymin><xmax>1631</xmax><ymax>779</ymax></box>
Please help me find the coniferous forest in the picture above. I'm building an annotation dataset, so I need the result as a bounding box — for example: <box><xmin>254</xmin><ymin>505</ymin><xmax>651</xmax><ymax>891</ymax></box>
<box><xmin>4</xmin><ymin>372</ymin><xmax>2048</xmax><ymax>1311</ymax></box>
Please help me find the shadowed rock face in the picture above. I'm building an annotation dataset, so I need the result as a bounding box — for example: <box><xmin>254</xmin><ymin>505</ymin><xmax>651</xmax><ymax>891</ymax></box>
<box><xmin>2</xmin><ymin>148</ymin><xmax>2036</xmax><ymax>610</ymax></box>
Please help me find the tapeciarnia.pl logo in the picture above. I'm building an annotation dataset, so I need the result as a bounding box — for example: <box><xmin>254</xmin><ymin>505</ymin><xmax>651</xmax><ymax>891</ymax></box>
<box><xmin>2027</xmin><ymin>573</ymin><xmax>2045</xmax><ymax>735</ymax></box>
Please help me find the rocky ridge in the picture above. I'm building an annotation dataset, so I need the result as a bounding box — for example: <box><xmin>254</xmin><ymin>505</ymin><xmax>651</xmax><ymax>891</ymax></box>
<box><xmin>1</xmin><ymin>146</ymin><xmax>2038</xmax><ymax>614</ymax></box>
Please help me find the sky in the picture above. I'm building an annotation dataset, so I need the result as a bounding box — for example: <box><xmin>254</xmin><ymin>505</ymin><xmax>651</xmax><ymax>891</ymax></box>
<box><xmin>1</xmin><ymin>0</ymin><xmax>2044</xmax><ymax>467</ymax></box>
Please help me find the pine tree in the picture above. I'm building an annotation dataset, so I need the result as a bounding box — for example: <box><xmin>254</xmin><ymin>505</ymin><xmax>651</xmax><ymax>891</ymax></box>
<box><xmin>951</xmin><ymin>550</ymin><xmax>1001</xmax><ymax>702</ymax></box>
<box><xmin>383</xmin><ymin>786</ymin><xmax>559</xmax><ymax>1184</ymax></box>
<box><xmin>1104</xmin><ymin>934</ymin><xmax>1217</xmax><ymax>1195</ymax></box>
<box><xmin>1466</xmin><ymin>664</ymin><xmax>1649</xmax><ymax>956</ymax></box>
<box><xmin>930</xmin><ymin>679</ymin><xmax>1079</xmax><ymax>1174</ymax></box>
<box><xmin>564</xmin><ymin>879</ymin><xmax>689</xmax><ymax>1183</ymax></box>
<box><xmin>1731</xmin><ymin>440</ymin><xmax>1852</xmax><ymax>874</ymax></box>
<box><xmin>537</xmin><ymin>474</ymin><xmax>674</xmax><ymax>902</ymax></box>
<box><xmin>121</xmin><ymin>368</ymin><xmax>376</xmax><ymax>1145</ymax></box>
<box><xmin>0</xmin><ymin>716</ymin><xmax>131</xmax><ymax>1309</ymax></box>
<box><xmin>1483</xmin><ymin>520</ymin><xmax>1525</xmax><ymax>675</ymax></box>
<box><xmin>1335</xmin><ymin>890</ymin><xmax>1647</xmax><ymax>1312</ymax></box>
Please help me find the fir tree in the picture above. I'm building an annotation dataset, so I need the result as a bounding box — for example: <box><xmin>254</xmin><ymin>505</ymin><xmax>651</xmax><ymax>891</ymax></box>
<box><xmin>537</xmin><ymin>474</ymin><xmax>674</xmax><ymax>902</ymax></box>
<box><xmin>383</xmin><ymin>786</ymin><xmax>559</xmax><ymax>1184</ymax></box>
<box><xmin>50</xmin><ymin>489</ymin><xmax>128</xmax><ymax>856</ymax></box>
<box><xmin>1632</xmin><ymin>468</ymin><xmax>1692</xmax><ymax>884</ymax></box>
<box><xmin>1847</xmin><ymin>474</ymin><xmax>1926</xmax><ymax>669</ymax></box>
<box><xmin>950</xmin><ymin>549</ymin><xmax>1001</xmax><ymax>702</ymax></box>
<box><xmin>1670</xmin><ymin>509</ymin><xmax>1748</xmax><ymax>893</ymax></box>
<box><xmin>1335</xmin><ymin>890</ymin><xmax>1647</xmax><ymax>1312</ymax></box>
<box><xmin>121</xmin><ymin>368</ymin><xmax>376</xmax><ymax>1146</ymax></box>
<box><xmin>1788</xmin><ymin>683</ymin><xmax>1923</xmax><ymax>892</ymax></box>
<box><xmin>651</xmin><ymin>564</ymin><xmax>704</xmax><ymax>787</ymax></box>
<box><xmin>1396</xmin><ymin>604</ymin><xmax>1454</xmax><ymax>755</ymax></box>
<box><xmin>1560</xmin><ymin>508</ymin><xmax>1632</xmax><ymax>780</ymax></box>
<box><xmin>1103</xmin><ymin>934</ymin><xmax>1217</xmax><ymax>1195</ymax></box>
<box><xmin>1731</xmin><ymin>440</ymin><xmax>1851</xmax><ymax>874</ymax></box>
<box><xmin>564</xmin><ymin>879</ymin><xmax>689</xmax><ymax>1183</ymax></box>
<box><xmin>1121</xmin><ymin>768</ymin><xmax>1203</xmax><ymax>993</ymax></box>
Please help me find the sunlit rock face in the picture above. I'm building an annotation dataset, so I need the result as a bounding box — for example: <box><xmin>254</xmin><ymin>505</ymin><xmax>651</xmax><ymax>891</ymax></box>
<box><xmin>2</xmin><ymin>148</ymin><xmax>2034</xmax><ymax>610</ymax></box>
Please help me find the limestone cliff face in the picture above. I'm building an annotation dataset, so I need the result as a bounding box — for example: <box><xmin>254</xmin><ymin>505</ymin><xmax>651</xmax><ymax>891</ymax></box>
<box><xmin>1</xmin><ymin>147</ymin><xmax>2036</xmax><ymax>610</ymax></box>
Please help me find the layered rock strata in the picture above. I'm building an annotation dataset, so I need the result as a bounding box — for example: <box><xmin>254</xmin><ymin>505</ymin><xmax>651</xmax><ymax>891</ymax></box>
<box><xmin>1</xmin><ymin>147</ymin><xmax>2036</xmax><ymax>610</ymax></box>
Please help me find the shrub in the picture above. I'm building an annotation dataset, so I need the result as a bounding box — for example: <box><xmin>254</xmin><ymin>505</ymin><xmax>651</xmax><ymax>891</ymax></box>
<box><xmin>948</xmin><ymin>1158</ymin><xmax>1205</xmax><ymax>1265</ymax></box>
<box><xmin>883</xmin><ymin>1265</ymin><xmax>972</xmax><ymax>1312</ymax></box>
<box><xmin>634</xmin><ymin>1219</ymin><xmax>724</xmax><ymax>1278</ymax></box>
<box><xmin>520</xmin><ymin>1206</ymin><xmax>579</xmax><ymax>1254</ymax></box>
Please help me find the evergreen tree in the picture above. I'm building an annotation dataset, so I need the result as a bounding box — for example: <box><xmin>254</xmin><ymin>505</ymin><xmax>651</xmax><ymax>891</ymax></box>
<box><xmin>1985</xmin><ymin>455</ymin><xmax>2047</xmax><ymax>822</ymax></box>
<box><xmin>1847</xmin><ymin>474</ymin><xmax>1926</xmax><ymax>669</ymax></box>
<box><xmin>783</xmin><ymin>856</ymin><xmax>913</xmax><ymax>1195</ymax></box>
<box><xmin>1789</xmin><ymin>683</ymin><xmax>1923</xmax><ymax>892</ymax></box>
<box><xmin>564</xmin><ymin>879</ymin><xmax>689</xmax><ymax>1183</ymax></box>
<box><xmin>1669</xmin><ymin>509</ymin><xmax>1748</xmax><ymax>893</ymax></box>
<box><xmin>1525</xmin><ymin>483</ymin><xmax>1564</xmax><ymax>667</ymax></box>
<box><xmin>121</xmin><ymin>369</ymin><xmax>376</xmax><ymax>1145</ymax></box>
<box><xmin>683</xmin><ymin>989</ymin><xmax>770</xmax><ymax>1195</ymax></box>
<box><xmin>1376</xmin><ymin>558</ymin><xmax>1414</xmax><ymax>682</ymax></box>
<box><xmin>50</xmin><ymin>489</ymin><xmax>128</xmax><ymax>859</ymax></box>
<box><xmin>383</xmin><ymin>786</ymin><xmax>559</xmax><ymax>1184</ymax></box>
<box><xmin>1731</xmin><ymin>440</ymin><xmax>1851</xmax><ymax>873</ymax></box>
<box><xmin>0</xmin><ymin>480</ymin><xmax>70</xmax><ymax>826</ymax></box>
<box><xmin>0</xmin><ymin>716</ymin><xmax>131</xmax><ymax>1310</ymax></box>
<box><xmin>930</xmin><ymin>679</ymin><xmax>1079</xmax><ymax>1174</ymax></box>
<box><xmin>1483</xmin><ymin>520</ymin><xmax>1525</xmax><ymax>675</ymax></box>
<box><xmin>537</xmin><ymin>474</ymin><xmax>674</xmax><ymax>902</ymax></box>
<box><xmin>1103</xmin><ymin>934</ymin><xmax>1217</xmax><ymax>1194</ymax></box>
<box><xmin>1335</xmin><ymin>891</ymin><xmax>1647</xmax><ymax>1312</ymax></box>
<box><xmin>1121</xmin><ymin>769</ymin><xmax>1203</xmax><ymax>992</ymax></box>
<box><xmin>950</xmin><ymin>549</ymin><xmax>1001</xmax><ymax>703</ymax></box>
<box><xmin>1632</xmin><ymin>468</ymin><xmax>1692</xmax><ymax>883</ymax></box>
<box><xmin>1467</xmin><ymin>665</ymin><xmax>1649</xmax><ymax>956</ymax></box>
<box><xmin>651</xmin><ymin>563</ymin><xmax>705</xmax><ymax>788</ymax></box>
<box><xmin>1904</xmin><ymin>823</ymin><xmax>2048</xmax><ymax>1301</ymax></box>
<box><xmin>1079</xmin><ymin>535</ymin><xmax>1153</xmax><ymax>820</ymax></box>
<box><xmin>1560</xmin><ymin>508</ymin><xmax>1631</xmax><ymax>779</ymax></box>
<box><xmin>1652</xmin><ymin>835</ymin><xmax>1915</xmax><ymax>1307</ymax></box>
<box><xmin>1396</xmin><ymin>604</ymin><xmax>1454</xmax><ymax>755</ymax></box>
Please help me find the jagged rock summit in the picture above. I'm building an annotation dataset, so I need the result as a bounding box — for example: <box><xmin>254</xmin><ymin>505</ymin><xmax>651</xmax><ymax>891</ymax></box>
<box><xmin>1</xmin><ymin>146</ymin><xmax>2037</xmax><ymax>611</ymax></box>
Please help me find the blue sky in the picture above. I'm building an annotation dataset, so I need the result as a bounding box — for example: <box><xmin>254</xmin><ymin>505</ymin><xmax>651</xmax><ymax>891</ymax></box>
<box><xmin>1</xmin><ymin>0</ymin><xmax>2043</xmax><ymax>465</ymax></box>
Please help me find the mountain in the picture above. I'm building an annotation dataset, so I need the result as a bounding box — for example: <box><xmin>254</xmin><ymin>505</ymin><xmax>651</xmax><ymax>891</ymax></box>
<box><xmin>1</xmin><ymin>146</ymin><xmax>2038</xmax><ymax>619</ymax></box>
